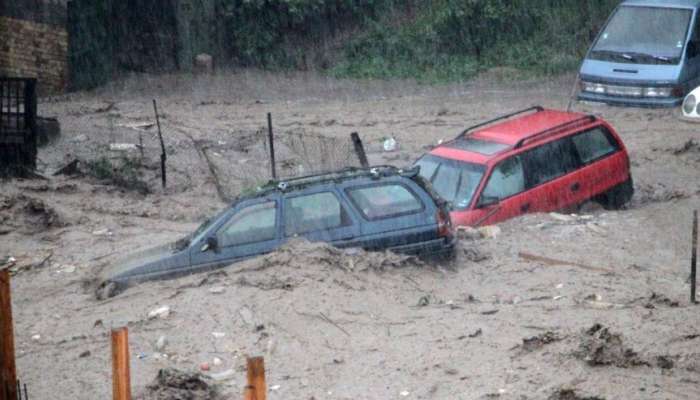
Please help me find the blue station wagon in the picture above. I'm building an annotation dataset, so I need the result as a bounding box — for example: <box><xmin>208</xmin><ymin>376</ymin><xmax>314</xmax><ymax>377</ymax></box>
<box><xmin>97</xmin><ymin>166</ymin><xmax>455</xmax><ymax>297</ymax></box>
<box><xmin>578</xmin><ymin>0</ymin><xmax>700</xmax><ymax>107</ymax></box>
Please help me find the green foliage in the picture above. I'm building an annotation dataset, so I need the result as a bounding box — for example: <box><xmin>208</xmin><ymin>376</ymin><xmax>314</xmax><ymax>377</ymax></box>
<box><xmin>86</xmin><ymin>157</ymin><xmax>113</xmax><ymax>180</ymax></box>
<box><xmin>215</xmin><ymin>0</ymin><xmax>619</xmax><ymax>81</ymax></box>
<box><xmin>85</xmin><ymin>155</ymin><xmax>150</xmax><ymax>194</ymax></box>
<box><xmin>220</xmin><ymin>0</ymin><xmax>397</xmax><ymax>67</ymax></box>
<box><xmin>330</xmin><ymin>0</ymin><xmax>619</xmax><ymax>81</ymax></box>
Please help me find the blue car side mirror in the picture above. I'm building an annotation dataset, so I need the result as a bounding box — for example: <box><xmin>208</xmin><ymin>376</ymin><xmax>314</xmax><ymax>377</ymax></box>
<box><xmin>201</xmin><ymin>237</ymin><xmax>218</xmax><ymax>253</ymax></box>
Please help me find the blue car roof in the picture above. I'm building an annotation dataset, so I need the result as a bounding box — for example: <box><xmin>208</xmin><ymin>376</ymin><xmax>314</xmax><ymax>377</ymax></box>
<box><xmin>622</xmin><ymin>0</ymin><xmax>700</xmax><ymax>9</ymax></box>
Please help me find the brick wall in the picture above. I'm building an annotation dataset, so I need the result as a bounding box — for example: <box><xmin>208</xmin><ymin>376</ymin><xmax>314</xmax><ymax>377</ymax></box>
<box><xmin>0</xmin><ymin>16</ymin><xmax>68</xmax><ymax>94</ymax></box>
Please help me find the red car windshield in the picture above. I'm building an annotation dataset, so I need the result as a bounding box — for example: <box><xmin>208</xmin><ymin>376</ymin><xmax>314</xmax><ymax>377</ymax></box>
<box><xmin>415</xmin><ymin>154</ymin><xmax>486</xmax><ymax>210</ymax></box>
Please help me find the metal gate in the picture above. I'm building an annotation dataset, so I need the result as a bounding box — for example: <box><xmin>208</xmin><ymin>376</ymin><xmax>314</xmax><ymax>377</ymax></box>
<box><xmin>0</xmin><ymin>78</ymin><xmax>37</xmax><ymax>175</ymax></box>
<box><xmin>1</xmin><ymin>379</ymin><xmax>29</xmax><ymax>400</ymax></box>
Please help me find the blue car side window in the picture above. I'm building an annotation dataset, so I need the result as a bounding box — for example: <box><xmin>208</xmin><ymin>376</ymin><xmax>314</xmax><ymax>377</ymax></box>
<box><xmin>216</xmin><ymin>201</ymin><xmax>277</xmax><ymax>247</ymax></box>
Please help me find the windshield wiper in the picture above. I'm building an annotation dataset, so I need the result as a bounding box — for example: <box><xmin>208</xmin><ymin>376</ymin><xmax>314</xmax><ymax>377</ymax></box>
<box><xmin>591</xmin><ymin>50</ymin><xmax>637</xmax><ymax>62</ymax></box>
<box><xmin>648</xmin><ymin>54</ymin><xmax>672</xmax><ymax>64</ymax></box>
<box><xmin>593</xmin><ymin>50</ymin><xmax>676</xmax><ymax>64</ymax></box>
<box><xmin>630</xmin><ymin>52</ymin><xmax>676</xmax><ymax>64</ymax></box>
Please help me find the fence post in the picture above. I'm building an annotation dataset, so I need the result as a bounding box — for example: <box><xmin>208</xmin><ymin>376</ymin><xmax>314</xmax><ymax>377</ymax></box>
<box><xmin>692</xmin><ymin>210</ymin><xmax>698</xmax><ymax>304</ymax></box>
<box><xmin>267</xmin><ymin>113</ymin><xmax>276</xmax><ymax>179</ymax></box>
<box><xmin>350</xmin><ymin>132</ymin><xmax>369</xmax><ymax>168</ymax></box>
<box><xmin>153</xmin><ymin>99</ymin><xmax>166</xmax><ymax>189</ymax></box>
<box><xmin>0</xmin><ymin>268</ymin><xmax>17</xmax><ymax>400</ymax></box>
<box><xmin>244</xmin><ymin>356</ymin><xmax>266</xmax><ymax>400</ymax></box>
<box><xmin>111</xmin><ymin>327</ymin><xmax>131</xmax><ymax>400</ymax></box>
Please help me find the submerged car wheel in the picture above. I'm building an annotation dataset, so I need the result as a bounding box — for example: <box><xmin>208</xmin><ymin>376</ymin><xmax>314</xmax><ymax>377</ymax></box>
<box><xmin>596</xmin><ymin>177</ymin><xmax>634</xmax><ymax>210</ymax></box>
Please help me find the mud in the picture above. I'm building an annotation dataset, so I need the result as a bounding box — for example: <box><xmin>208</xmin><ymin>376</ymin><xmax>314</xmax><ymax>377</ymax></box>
<box><xmin>577</xmin><ymin>324</ymin><xmax>647</xmax><ymax>368</ymax></box>
<box><xmin>0</xmin><ymin>194</ymin><xmax>66</xmax><ymax>234</ymax></box>
<box><xmin>520</xmin><ymin>331</ymin><xmax>562</xmax><ymax>353</ymax></box>
<box><xmin>238</xmin><ymin>239</ymin><xmax>425</xmax><ymax>274</ymax></box>
<box><xmin>223</xmin><ymin>239</ymin><xmax>426</xmax><ymax>292</ymax></box>
<box><xmin>644</xmin><ymin>292</ymin><xmax>680</xmax><ymax>309</ymax></box>
<box><xmin>140</xmin><ymin>368</ymin><xmax>219</xmax><ymax>400</ymax></box>
<box><xmin>3</xmin><ymin>71</ymin><xmax>700</xmax><ymax>399</ymax></box>
<box><xmin>672</xmin><ymin>139</ymin><xmax>700</xmax><ymax>156</ymax></box>
<box><xmin>548</xmin><ymin>389</ymin><xmax>605</xmax><ymax>400</ymax></box>
<box><xmin>632</xmin><ymin>183</ymin><xmax>689</xmax><ymax>205</ymax></box>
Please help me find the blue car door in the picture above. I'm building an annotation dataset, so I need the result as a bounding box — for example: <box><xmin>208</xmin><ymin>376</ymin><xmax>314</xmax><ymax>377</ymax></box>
<box><xmin>281</xmin><ymin>186</ymin><xmax>359</xmax><ymax>246</ymax></box>
<box><xmin>190</xmin><ymin>196</ymin><xmax>281</xmax><ymax>269</ymax></box>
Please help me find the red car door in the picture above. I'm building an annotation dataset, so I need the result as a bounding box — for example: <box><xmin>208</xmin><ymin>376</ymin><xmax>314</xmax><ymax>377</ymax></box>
<box><xmin>519</xmin><ymin>136</ymin><xmax>583</xmax><ymax>212</ymax></box>
<box><xmin>470</xmin><ymin>154</ymin><xmax>535</xmax><ymax>226</ymax></box>
<box><xmin>569</xmin><ymin>126</ymin><xmax>629</xmax><ymax>200</ymax></box>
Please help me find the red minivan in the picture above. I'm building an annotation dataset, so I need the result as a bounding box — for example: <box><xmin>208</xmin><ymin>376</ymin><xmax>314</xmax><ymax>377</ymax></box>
<box><xmin>414</xmin><ymin>106</ymin><xmax>633</xmax><ymax>227</ymax></box>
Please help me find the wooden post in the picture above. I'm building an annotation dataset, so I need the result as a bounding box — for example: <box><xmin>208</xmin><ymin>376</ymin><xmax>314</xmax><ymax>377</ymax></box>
<box><xmin>153</xmin><ymin>99</ymin><xmax>166</xmax><ymax>189</ymax></box>
<box><xmin>350</xmin><ymin>132</ymin><xmax>369</xmax><ymax>168</ymax></box>
<box><xmin>244</xmin><ymin>356</ymin><xmax>266</xmax><ymax>400</ymax></box>
<box><xmin>267</xmin><ymin>113</ymin><xmax>276</xmax><ymax>180</ymax></box>
<box><xmin>111</xmin><ymin>327</ymin><xmax>131</xmax><ymax>400</ymax></box>
<box><xmin>0</xmin><ymin>268</ymin><xmax>17</xmax><ymax>400</ymax></box>
<box><xmin>692</xmin><ymin>210</ymin><xmax>698</xmax><ymax>304</ymax></box>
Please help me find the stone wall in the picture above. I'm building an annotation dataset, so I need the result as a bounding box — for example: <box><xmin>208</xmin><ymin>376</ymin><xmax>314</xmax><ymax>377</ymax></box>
<box><xmin>0</xmin><ymin>16</ymin><xmax>68</xmax><ymax>94</ymax></box>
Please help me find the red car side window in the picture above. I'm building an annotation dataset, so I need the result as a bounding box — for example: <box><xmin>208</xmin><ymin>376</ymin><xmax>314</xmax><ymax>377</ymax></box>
<box><xmin>521</xmin><ymin>138</ymin><xmax>579</xmax><ymax>188</ymax></box>
<box><xmin>571</xmin><ymin>127</ymin><xmax>619</xmax><ymax>164</ymax></box>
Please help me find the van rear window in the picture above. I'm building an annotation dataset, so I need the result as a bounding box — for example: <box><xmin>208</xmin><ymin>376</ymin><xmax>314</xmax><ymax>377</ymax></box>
<box><xmin>346</xmin><ymin>184</ymin><xmax>423</xmax><ymax>220</ymax></box>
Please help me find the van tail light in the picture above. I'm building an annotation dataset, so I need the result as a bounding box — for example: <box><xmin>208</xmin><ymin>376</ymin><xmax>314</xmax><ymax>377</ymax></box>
<box><xmin>436</xmin><ymin>208</ymin><xmax>453</xmax><ymax>238</ymax></box>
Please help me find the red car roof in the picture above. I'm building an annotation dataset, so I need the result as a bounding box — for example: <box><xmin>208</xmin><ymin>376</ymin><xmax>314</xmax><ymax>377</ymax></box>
<box><xmin>429</xmin><ymin>108</ymin><xmax>591</xmax><ymax>164</ymax></box>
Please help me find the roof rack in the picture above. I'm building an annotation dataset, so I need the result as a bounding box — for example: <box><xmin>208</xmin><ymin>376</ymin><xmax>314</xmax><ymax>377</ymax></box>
<box><xmin>456</xmin><ymin>105</ymin><xmax>544</xmax><ymax>139</ymax></box>
<box><xmin>513</xmin><ymin>115</ymin><xmax>597</xmax><ymax>149</ymax></box>
<box><xmin>261</xmin><ymin>165</ymin><xmax>418</xmax><ymax>193</ymax></box>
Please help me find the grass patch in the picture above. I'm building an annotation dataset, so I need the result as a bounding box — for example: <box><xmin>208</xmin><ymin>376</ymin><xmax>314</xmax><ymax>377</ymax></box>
<box><xmin>84</xmin><ymin>156</ymin><xmax>150</xmax><ymax>195</ymax></box>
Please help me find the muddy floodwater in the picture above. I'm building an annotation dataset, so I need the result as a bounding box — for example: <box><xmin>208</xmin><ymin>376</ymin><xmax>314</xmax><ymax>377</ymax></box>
<box><xmin>2</xmin><ymin>70</ymin><xmax>700</xmax><ymax>399</ymax></box>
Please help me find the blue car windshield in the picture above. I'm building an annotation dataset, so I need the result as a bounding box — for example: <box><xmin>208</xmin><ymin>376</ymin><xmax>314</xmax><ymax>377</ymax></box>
<box><xmin>415</xmin><ymin>154</ymin><xmax>485</xmax><ymax>210</ymax></box>
<box><xmin>591</xmin><ymin>6</ymin><xmax>692</xmax><ymax>64</ymax></box>
<box><xmin>175</xmin><ymin>207</ymin><xmax>230</xmax><ymax>250</ymax></box>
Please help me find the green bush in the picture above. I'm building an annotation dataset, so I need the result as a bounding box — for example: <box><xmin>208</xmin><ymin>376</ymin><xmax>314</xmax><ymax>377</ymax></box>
<box><xmin>329</xmin><ymin>0</ymin><xmax>619</xmax><ymax>81</ymax></box>
<box><xmin>220</xmin><ymin>0</ymin><xmax>399</xmax><ymax>68</ymax></box>
<box><xmin>85</xmin><ymin>156</ymin><xmax>150</xmax><ymax>194</ymax></box>
<box><xmin>215</xmin><ymin>0</ymin><xmax>619</xmax><ymax>81</ymax></box>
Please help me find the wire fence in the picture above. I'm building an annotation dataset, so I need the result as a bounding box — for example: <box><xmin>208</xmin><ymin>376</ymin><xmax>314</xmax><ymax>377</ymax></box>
<box><xmin>201</xmin><ymin>126</ymin><xmax>365</xmax><ymax>200</ymax></box>
<box><xmin>1</xmin><ymin>379</ymin><xmax>29</xmax><ymax>400</ymax></box>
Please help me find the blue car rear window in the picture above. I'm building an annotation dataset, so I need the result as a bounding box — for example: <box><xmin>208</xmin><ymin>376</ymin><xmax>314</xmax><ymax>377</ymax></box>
<box><xmin>346</xmin><ymin>183</ymin><xmax>423</xmax><ymax>220</ymax></box>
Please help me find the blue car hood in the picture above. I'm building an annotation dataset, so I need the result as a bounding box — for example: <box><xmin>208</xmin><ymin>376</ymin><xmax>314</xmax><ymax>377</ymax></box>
<box><xmin>99</xmin><ymin>243</ymin><xmax>188</xmax><ymax>283</ymax></box>
<box><xmin>581</xmin><ymin>59</ymin><xmax>682</xmax><ymax>85</ymax></box>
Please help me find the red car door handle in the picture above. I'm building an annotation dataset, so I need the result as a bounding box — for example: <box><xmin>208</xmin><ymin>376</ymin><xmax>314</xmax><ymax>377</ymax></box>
<box><xmin>520</xmin><ymin>203</ymin><xmax>531</xmax><ymax>212</ymax></box>
<box><xmin>570</xmin><ymin>182</ymin><xmax>581</xmax><ymax>192</ymax></box>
